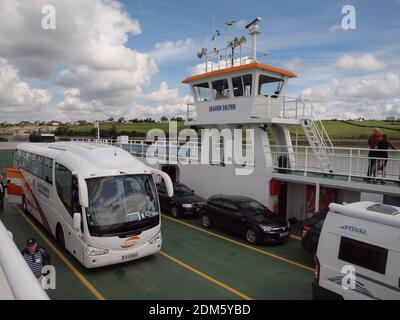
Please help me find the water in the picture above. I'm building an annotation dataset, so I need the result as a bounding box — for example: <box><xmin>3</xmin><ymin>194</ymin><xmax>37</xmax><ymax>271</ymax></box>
<box><xmin>0</xmin><ymin>142</ymin><xmax>21</xmax><ymax>149</ymax></box>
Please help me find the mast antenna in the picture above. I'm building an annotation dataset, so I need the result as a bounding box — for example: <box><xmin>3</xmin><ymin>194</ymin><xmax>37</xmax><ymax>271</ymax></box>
<box><xmin>245</xmin><ymin>17</ymin><xmax>262</xmax><ymax>61</ymax></box>
<box><xmin>225</xmin><ymin>20</ymin><xmax>235</xmax><ymax>41</ymax></box>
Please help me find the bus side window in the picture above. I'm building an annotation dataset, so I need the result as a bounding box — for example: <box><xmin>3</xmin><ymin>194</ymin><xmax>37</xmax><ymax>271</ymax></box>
<box><xmin>43</xmin><ymin>158</ymin><xmax>53</xmax><ymax>184</ymax></box>
<box><xmin>55</xmin><ymin>162</ymin><xmax>73</xmax><ymax>216</ymax></box>
<box><xmin>25</xmin><ymin>152</ymin><xmax>32</xmax><ymax>172</ymax></box>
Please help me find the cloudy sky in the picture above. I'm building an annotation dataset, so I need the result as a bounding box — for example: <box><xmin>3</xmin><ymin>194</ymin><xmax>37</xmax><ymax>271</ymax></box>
<box><xmin>0</xmin><ymin>0</ymin><xmax>399</xmax><ymax>122</ymax></box>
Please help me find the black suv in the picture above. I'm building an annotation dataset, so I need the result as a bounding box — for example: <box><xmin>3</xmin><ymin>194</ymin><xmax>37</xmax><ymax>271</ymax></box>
<box><xmin>301</xmin><ymin>212</ymin><xmax>327</xmax><ymax>256</ymax></box>
<box><xmin>199</xmin><ymin>195</ymin><xmax>291</xmax><ymax>244</ymax></box>
<box><xmin>157</xmin><ymin>182</ymin><xmax>205</xmax><ymax>218</ymax></box>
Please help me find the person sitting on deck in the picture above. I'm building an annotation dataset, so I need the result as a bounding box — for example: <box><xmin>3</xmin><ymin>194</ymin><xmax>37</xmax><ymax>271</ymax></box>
<box><xmin>367</xmin><ymin>128</ymin><xmax>383</xmax><ymax>177</ymax></box>
<box><xmin>374</xmin><ymin>134</ymin><xmax>397</xmax><ymax>180</ymax></box>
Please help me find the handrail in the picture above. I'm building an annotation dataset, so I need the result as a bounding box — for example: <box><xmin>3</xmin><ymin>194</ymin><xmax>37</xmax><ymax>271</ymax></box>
<box><xmin>0</xmin><ymin>220</ymin><xmax>49</xmax><ymax>300</ymax></box>
<box><xmin>197</xmin><ymin>45</ymin><xmax>269</xmax><ymax>74</ymax></box>
<box><xmin>270</xmin><ymin>145</ymin><xmax>400</xmax><ymax>182</ymax></box>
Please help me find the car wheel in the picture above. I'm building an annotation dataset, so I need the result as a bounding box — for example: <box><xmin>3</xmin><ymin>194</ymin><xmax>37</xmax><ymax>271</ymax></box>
<box><xmin>170</xmin><ymin>205</ymin><xmax>180</xmax><ymax>218</ymax></box>
<box><xmin>56</xmin><ymin>224</ymin><xmax>65</xmax><ymax>250</ymax></box>
<box><xmin>201</xmin><ymin>213</ymin><xmax>211</xmax><ymax>228</ymax></box>
<box><xmin>245</xmin><ymin>227</ymin><xmax>258</xmax><ymax>244</ymax></box>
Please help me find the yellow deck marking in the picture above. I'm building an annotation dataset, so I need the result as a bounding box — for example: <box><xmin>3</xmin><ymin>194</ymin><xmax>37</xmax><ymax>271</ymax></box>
<box><xmin>290</xmin><ymin>234</ymin><xmax>302</xmax><ymax>241</ymax></box>
<box><xmin>160</xmin><ymin>251</ymin><xmax>252</xmax><ymax>300</ymax></box>
<box><xmin>162</xmin><ymin>214</ymin><xmax>315</xmax><ymax>273</ymax></box>
<box><xmin>15</xmin><ymin>206</ymin><xmax>106</xmax><ymax>300</ymax></box>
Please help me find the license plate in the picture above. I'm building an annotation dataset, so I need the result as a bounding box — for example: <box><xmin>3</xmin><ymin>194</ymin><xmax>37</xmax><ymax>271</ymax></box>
<box><xmin>279</xmin><ymin>232</ymin><xmax>289</xmax><ymax>237</ymax></box>
<box><xmin>121</xmin><ymin>253</ymin><xmax>138</xmax><ymax>261</ymax></box>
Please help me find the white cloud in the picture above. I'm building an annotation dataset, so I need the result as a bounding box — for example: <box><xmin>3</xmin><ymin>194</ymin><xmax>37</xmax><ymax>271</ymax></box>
<box><xmin>336</xmin><ymin>54</ymin><xmax>387</xmax><ymax>72</ymax></box>
<box><xmin>0</xmin><ymin>0</ymin><xmax>158</xmax><ymax>120</ymax></box>
<box><xmin>302</xmin><ymin>73</ymin><xmax>399</xmax><ymax>101</ymax></box>
<box><xmin>150</xmin><ymin>39</ymin><xmax>195</xmax><ymax>63</ymax></box>
<box><xmin>280</xmin><ymin>57</ymin><xmax>302</xmax><ymax>70</ymax></box>
<box><xmin>146</xmin><ymin>82</ymin><xmax>191</xmax><ymax>104</ymax></box>
<box><xmin>328</xmin><ymin>24</ymin><xmax>345</xmax><ymax>33</ymax></box>
<box><xmin>300</xmin><ymin>72</ymin><xmax>400</xmax><ymax>119</ymax></box>
<box><xmin>0</xmin><ymin>58</ymin><xmax>51</xmax><ymax>112</ymax></box>
<box><xmin>142</xmin><ymin>81</ymin><xmax>193</xmax><ymax>118</ymax></box>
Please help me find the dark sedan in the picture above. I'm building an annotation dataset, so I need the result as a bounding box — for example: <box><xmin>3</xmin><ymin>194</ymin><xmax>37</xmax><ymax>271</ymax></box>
<box><xmin>301</xmin><ymin>212</ymin><xmax>327</xmax><ymax>256</ymax></box>
<box><xmin>157</xmin><ymin>183</ymin><xmax>205</xmax><ymax>218</ymax></box>
<box><xmin>199</xmin><ymin>195</ymin><xmax>291</xmax><ymax>244</ymax></box>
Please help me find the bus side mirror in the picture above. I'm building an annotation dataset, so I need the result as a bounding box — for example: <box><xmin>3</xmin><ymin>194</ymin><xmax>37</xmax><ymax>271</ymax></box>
<box><xmin>72</xmin><ymin>172</ymin><xmax>89</xmax><ymax>208</ymax></box>
<box><xmin>73</xmin><ymin>212</ymin><xmax>81</xmax><ymax>233</ymax></box>
<box><xmin>151</xmin><ymin>168</ymin><xmax>174</xmax><ymax>197</ymax></box>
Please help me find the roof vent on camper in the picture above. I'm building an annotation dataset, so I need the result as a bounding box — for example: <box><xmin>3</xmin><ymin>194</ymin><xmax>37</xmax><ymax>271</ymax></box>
<box><xmin>366</xmin><ymin>203</ymin><xmax>400</xmax><ymax>216</ymax></box>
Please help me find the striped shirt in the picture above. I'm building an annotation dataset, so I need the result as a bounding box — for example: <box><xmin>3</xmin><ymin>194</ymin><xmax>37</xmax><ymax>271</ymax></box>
<box><xmin>22</xmin><ymin>251</ymin><xmax>44</xmax><ymax>278</ymax></box>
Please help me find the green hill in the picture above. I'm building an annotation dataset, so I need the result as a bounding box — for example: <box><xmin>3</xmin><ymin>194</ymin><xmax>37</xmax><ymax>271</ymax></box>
<box><xmin>65</xmin><ymin>120</ymin><xmax>400</xmax><ymax>140</ymax></box>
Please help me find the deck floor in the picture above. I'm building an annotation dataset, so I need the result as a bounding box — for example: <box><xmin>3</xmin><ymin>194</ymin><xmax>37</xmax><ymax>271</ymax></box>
<box><xmin>1</xmin><ymin>202</ymin><xmax>314</xmax><ymax>300</ymax></box>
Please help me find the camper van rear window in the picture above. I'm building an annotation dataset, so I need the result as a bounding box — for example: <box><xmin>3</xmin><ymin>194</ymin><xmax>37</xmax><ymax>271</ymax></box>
<box><xmin>338</xmin><ymin>237</ymin><xmax>388</xmax><ymax>274</ymax></box>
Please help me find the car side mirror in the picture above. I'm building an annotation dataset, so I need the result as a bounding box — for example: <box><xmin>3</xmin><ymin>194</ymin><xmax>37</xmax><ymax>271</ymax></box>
<box><xmin>234</xmin><ymin>211</ymin><xmax>243</xmax><ymax>218</ymax></box>
<box><xmin>73</xmin><ymin>212</ymin><xmax>81</xmax><ymax>233</ymax></box>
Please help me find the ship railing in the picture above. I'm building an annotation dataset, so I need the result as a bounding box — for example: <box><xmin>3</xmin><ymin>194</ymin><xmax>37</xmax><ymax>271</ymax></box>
<box><xmin>0</xmin><ymin>220</ymin><xmax>49</xmax><ymax>300</ymax></box>
<box><xmin>78</xmin><ymin>138</ymin><xmax>256</xmax><ymax>167</ymax></box>
<box><xmin>197</xmin><ymin>46</ymin><xmax>269</xmax><ymax>74</ymax></box>
<box><xmin>269</xmin><ymin>145</ymin><xmax>400</xmax><ymax>183</ymax></box>
<box><xmin>71</xmin><ymin>138</ymin><xmax>117</xmax><ymax>145</ymax></box>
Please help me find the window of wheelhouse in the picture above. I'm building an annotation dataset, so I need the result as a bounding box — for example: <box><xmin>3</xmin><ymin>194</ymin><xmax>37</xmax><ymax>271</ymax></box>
<box><xmin>258</xmin><ymin>75</ymin><xmax>283</xmax><ymax>97</ymax></box>
<box><xmin>193</xmin><ymin>82</ymin><xmax>212</xmax><ymax>102</ymax></box>
<box><xmin>212</xmin><ymin>79</ymin><xmax>230</xmax><ymax>99</ymax></box>
<box><xmin>232</xmin><ymin>74</ymin><xmax>252</xmax><ymax>97</ymax></box>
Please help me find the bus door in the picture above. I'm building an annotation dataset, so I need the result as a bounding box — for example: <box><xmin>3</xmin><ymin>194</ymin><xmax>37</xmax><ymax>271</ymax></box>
<box><xmin>66</xmin><ymin>176</ymin><xmax>84</xmax><ymax>261</ymax></box>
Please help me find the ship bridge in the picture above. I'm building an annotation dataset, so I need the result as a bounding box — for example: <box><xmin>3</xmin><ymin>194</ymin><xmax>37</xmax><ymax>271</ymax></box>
<box><xmin>183</xmin><ymin>62</ymin><xmax>299</xmax><ymax>126</ymax></box>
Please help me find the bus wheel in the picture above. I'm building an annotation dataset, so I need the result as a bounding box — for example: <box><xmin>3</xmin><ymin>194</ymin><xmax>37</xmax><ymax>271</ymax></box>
<box><xmin>56</xmin><ymin>224</ymin><xmax>65</xmax><ymax>250</ymax></box>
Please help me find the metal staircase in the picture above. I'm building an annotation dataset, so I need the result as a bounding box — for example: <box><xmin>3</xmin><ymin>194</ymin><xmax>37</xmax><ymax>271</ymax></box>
<box><xmin>299</xmin><ymin>99</ymin><xmax>333</xmax><ymax>171</ymax></box>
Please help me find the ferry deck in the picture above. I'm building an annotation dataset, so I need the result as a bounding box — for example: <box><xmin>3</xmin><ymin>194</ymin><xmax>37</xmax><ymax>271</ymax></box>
<box><xmin>0</xmin><ymin>184</ymin><xmax>313</xmax><ymax>300</ymax></box>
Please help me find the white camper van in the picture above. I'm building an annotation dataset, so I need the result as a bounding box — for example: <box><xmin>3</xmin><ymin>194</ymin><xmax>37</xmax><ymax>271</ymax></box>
<box><xmin>15</xmin><ymin>142</ymin><xmax>173</xmax><ymax>268</ymax></box>
<box><xmin>314</xmin><ymin>202</ymin><xmax>400</xmax><ymax>300</ymax></box>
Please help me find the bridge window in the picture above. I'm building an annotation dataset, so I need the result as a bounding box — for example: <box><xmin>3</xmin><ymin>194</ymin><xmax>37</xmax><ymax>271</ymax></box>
<box><xmin>258</xmin><ymin>75</ymin><xmax>283</xmax><ymax>97</ymax></box>
<box><xmin>232</xmin><ymin>74</ymin><xmax>252</xmax><ymax>97</ymax></box>
<box><xmin>193</xmin><ymin>82</ymin><xmax>212</xmax><ymax>102</ymax></box>
<box><xmin>212</xmin><ymin>79</ymin><xmax>229</xmax><ymax>99</ymax></box>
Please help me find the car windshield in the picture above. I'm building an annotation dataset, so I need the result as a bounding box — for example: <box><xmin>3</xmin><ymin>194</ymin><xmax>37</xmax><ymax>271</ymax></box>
<box><xmin>174</xmin><ymin>184</ymin><xmax>193</xmax><ymax>195</ymax></box>
<box><xmin>86</xmin><ymin>174</ymin><xmax>159</xmax><ymax>237</ymax></box>
<box><xmin>239</xmin><ymin>200</ymin><xmax>267</xmax><ymax>215</ymax></box>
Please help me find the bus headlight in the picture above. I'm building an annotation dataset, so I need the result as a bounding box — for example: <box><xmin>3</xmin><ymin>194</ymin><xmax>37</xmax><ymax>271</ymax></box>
<box><xmin>86</xmin><ymin>245</ymin><xmax>109</xmax><ymax>256</ymax></box>
<box><xmin>149</xmin><ymin>231</ymin><xmax>162</xmax><ymax>244</ymax></box>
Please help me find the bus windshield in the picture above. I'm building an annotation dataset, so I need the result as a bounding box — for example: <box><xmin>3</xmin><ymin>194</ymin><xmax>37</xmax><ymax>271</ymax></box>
<box><xmin>85</xmin><ymin>174</ymin><xmax>160</xmax><ymax>237</ymax></box>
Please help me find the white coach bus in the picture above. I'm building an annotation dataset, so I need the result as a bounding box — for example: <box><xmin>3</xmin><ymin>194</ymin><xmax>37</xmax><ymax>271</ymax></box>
<box><xmin>14</xmin><ymin>142</ymin><xmax>173</xmax><ymax>268</ymax></box>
